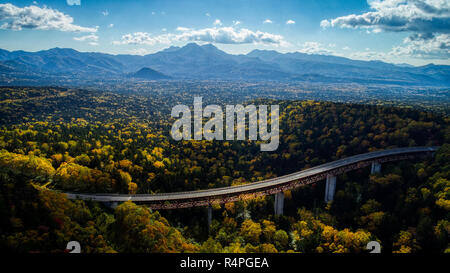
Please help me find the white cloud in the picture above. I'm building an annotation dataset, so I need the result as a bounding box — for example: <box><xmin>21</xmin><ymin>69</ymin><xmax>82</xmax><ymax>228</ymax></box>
<box><xmin>213</xmin><ymin>19</ymin><xmax>222</xmax><ymax>26</ymax></box>
<box><xmin>108</xmin><ymin>23</ymin><xmax>114</xmax><ymax>28</ymax></box>
<box><xmin>102</xmin><ymin>10</ymin><xmax>109</xmax><ymax>16</ymax></box>
<box><xmin>263</xmin><ymin>19</ymin><xmax>273</xmax><ymax>24</ymax></box>
<box><xmin>320</xmin><ymin>0</ymin><xmax>450</xmax><ymax>59</ymax></box>
<box><xmin>349</xmin><ymin>50</ymin><xmax>388</xmax><ymax>61</ymax></box>
<box><xmin>176</xmin><ymin>26</ymin><xmax>190</xmax><ymax>32</ymax></box>
<box><xmin>112</xmin><ymin>32</ymin><xmax>171</xmax><ymax>45</ymax></box>
<box><xmin>113</xmin><ymin>26</ymin><xmax>288</xmax><ymax>46</ymax></box>
<box><xmin>73</xmin><ymin>34</ymin><xmax>98</xmax><ymax>42</ymax></box>
<box><xmin>205</xmin><ymin>13</ymin><xmax>210</xmax><ymax>17</ymax></box>
<box><xmin>127</xmin><ymin>48</ymin><xmax>150</xmax><ymax>56</ymax></box>
<box><xmin>321</xmin><ymin>0</ymin><xmax>450</xmax><ymax>33</ymax></box>
<box><xmin>341</xmin><ymin>34</ymin><xmax>450</xmax><ymax>62</ymax></box>
<box><xmin>66</xmin><ymin>0</ymin><xmax>80</xmax><ymax>6</ymax></box>
<box><xmin>88</xmin><ymin>42</ymin><xmax>98</xmax><ymax>46</ymax></box>
<box><xmin>391</xmin><ymin>33</ymin><xmax>450</xmax><ymax>58</ymax></box>
<box><xmin>298</xmin><ymin>42</ymin><xmax>333</xmax><ymax>55</ymax></box>
<box><xmin>233</xmin><ymin>20</ymin><xmax>241</xmax><ymax>26</ymax></box>
<box><xmin>174</xmin><ymin>26</ymin><xmax>287</xmax><ymax>45</ymax></box>
<box><xmin>0</xmin><ymin>3</ymin><xmax>96</xmax><ymax>32</ymax></box>
<box><xmin>286</xmin><ymin>20</ymin><xmax>295</xmax><ymax>25</ymax></box>
<box><xmin>320</xmin><ymin>20</ymin><xmax>331</xmax><ymax>28</ymax></box>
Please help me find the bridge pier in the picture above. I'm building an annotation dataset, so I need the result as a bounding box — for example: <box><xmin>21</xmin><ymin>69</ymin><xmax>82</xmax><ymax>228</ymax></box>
<box><xmin>324</xmin><ymin>174</ymin><xmax>336</xmax><ymax>203</ymax></box>
<box><xmin>207</xmin><ymin>205</ymin><xmax>212</xmax><ymax>228</ymax></box>
<box><xmin>105</xmin><ymin>201</ymin><xmax>119</xmax><ymax>209</ymax></box>
<box><xmin>371</xmin><ymin>162</ymin><xmax>381</xmax><ymax>174</ymax></box>
<box><xmin>274</xmin><ymin>192</ymin><xmax>284</xmax><ymax>216</ymax></box>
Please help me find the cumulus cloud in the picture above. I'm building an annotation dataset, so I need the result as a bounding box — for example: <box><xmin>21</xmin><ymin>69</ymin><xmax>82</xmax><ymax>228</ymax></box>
<box><xmin>263</xmin><ymin>19</ymin><xmax>273</xmax><ymax>24</ymax></box>
<box><xmin>213</xmin><ymin>19</ymin><xmax>222</xmax><ymax>26</ymax></box>
<box><xmin>233</xmin><ymin>20</ymin><xmax>241</xmax><ymax>26</ymax></box>
<box><xmin>0</xmin><ymin>3</ymin><xmax>96</xmax><ymax>32</ymax></box>
<box><xmin>320</xmin><ymin>0</ymin><xmax>450</xmax><ymax>59</ymax></box>
<box><xmin>102</xmin><ymin>10</ymin><xmax>109</xmax><ymax>16</ymax></box>
<box><xmin>174</xmin><ymin>26</ymin><xmax>287</xmax><ymax>45</ymax></box>
<box><xmin>391</xmin><ymin>33</ymin><xmax>450</xmax><ymax>58</ymax></box>
<box><xmin>321</xmin><ymin>0</ymin><xmax>449</xmax><ymax>33</ymax></box>
<box><xmin>112</xmin><ymin>32</ymin><xmax>171</xmax><ymax>45</ymax></box>
<box><xmin>347</xmin><ymin>35</ymin><xmax>450</xmax><ymax>61</ymax></box>
<box><xmin>286</xmin><ymin>20</ymin><xmax>295</xmax><ymax>25</ymax></box>
<box><xmin>66</xmin><ymin>0</ymin><xmax>80</xmax><ymax>6</ymax></box>
<box><xmin>113</xmin><ymin>26</ymin><xmax>288</xmax><ymax>46</ymax></box>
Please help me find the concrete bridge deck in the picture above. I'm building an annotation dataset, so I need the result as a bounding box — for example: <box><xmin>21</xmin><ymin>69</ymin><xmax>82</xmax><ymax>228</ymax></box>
<box><xmin>64</xmin><ymin>146</ymin><xmax>438</xmax><ymax>209</ymax></box>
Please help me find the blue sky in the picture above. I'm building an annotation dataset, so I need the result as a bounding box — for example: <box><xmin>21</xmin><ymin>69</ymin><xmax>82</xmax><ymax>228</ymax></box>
<box><xmin>0</xmin><ymin>0</ymin><xmax>448</xmax><ymax>65</ymax></box>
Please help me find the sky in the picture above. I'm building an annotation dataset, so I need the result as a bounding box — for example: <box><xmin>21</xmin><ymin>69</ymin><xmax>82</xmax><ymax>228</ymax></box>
<box><xmin>0</xmin><ymin>0</ymin><xmax>448</xmax><ymax>65</ymax></box>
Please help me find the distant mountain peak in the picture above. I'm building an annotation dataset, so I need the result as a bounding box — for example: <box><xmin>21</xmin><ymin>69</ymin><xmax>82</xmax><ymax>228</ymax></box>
<box><xmin>184</xmin><ymin>42</ymin><xmax>202</xmax><ymax>48</ymax></box>
<box><xmin>175</xmin><ymin>43</ymin><xmax>204</xmax><ymax>54</ymax></box>
<box><xmin>248</xmin><ymin>49</ymin><xmax>278</xmax><ymax>54</ymax></box>
<box><xmin>162</xmin><ymin>46</ymin><xmax>181</xmax><ymax>52</ymax></box>
<box><xmin>129</xmin><ymin>67</ymin><xmax>170</xmax><ymax>80</ymax></box>
<box><xmin>171</xmin><ymin>42</ymin><xmax>228</xmax><ymax>58</ymax></box>
<box><xmin>44</xmin><ymin>47</ymin><xmax>78</xmax><ymax>53</ymax></box>
<box><xmin>201</xmin><ymin>43</ymin><xmax>218</xmax><ymax>49</ymax></box>
<box><xmin>179</xmin><ymin>43</ymin><xmax>220</xmax><ymax>51</ymax></box>
<box><xmin>247</xmin><ymin>49</ymin><xmax>283</xmax><ymax>61</ymax></box>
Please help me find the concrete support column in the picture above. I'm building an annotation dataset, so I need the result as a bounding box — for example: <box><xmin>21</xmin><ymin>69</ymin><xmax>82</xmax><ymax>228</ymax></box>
<box><xmin>105</xmin><ymin>201</ymin><xmax>119</xmax><ymax>209</ymax></box>
<box><xmin>207</xmin><ymin>205</ymin><xmax>212</xmax><ymax>228</ymax></box>
<box><xmin>274</xmin><ymin>192</ymin><xmax>284</xmax><ymax>216</ymax></box>
<box><xmin>371</xmin><ymin>162</ymin><xmax>381</xmax><ymax>174</ymax></box>
<box><xmin>324</xmin><ymin>174</ymin><xmax>336</xmax><ymax>203</ymax></box>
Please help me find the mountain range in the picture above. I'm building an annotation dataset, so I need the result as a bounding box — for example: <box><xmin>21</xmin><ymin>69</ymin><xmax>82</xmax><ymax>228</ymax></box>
<box><xmin>0</xmin><ymin>43</ymin><xmax>449</xmax><ymax>86</ymax></box>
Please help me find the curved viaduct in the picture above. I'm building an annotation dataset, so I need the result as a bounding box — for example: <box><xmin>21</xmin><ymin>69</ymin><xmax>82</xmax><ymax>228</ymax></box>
<box><xmin>65</xmin><ymin>146</ymin><xmax>438</xmax><ymax>217</ymax></box>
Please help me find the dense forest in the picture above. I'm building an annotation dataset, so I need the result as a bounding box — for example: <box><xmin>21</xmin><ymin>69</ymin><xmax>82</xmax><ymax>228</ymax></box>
<box><xmin>0</xmin><ymin>86</ymin><xmax>448</xmax><ymax>253</ymax></box>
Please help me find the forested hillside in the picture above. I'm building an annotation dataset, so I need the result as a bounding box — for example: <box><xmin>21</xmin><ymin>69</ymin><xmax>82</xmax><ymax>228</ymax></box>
<box><xmin>0</xmin><ymin>87</ymin><xmax>448</xmax><ymax>253</ymax></box>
